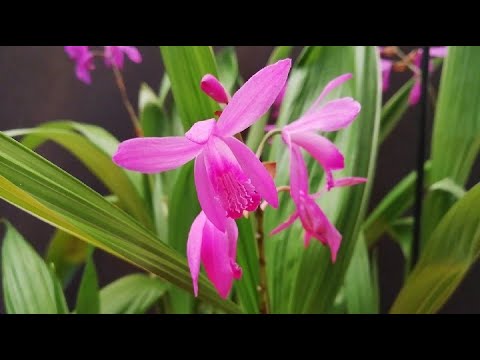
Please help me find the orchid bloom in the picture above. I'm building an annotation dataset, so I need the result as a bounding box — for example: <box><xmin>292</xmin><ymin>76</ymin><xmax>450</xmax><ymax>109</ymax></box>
<box><xmin>200</xmin><ymin>74</ymin><xmax>230</xmax><ymax>104</ymax></box>
<box><xmin>271</xmin><ymin>144</ymin><xmax>366</xmax><ymax>262</ymax></box>
<box><xmin>113</xmin><ymin>59</ymin><xmax>292</xmax><ymax>231</ymax></box>
<box><xmin>409</xmin><ymin>46</ymin><xmax>447</xmax><ymax>105</ymax></box>
<box><xmin>64</xmin><ymin>46</ymin><xmax>95</xmax><ymax>84</ymax></box>
<box><xmin>187</xmin><ymin>211</ymin><xmax>242</xmax><ymax>298</ymax></box>
<box><xmin>281</xmin><ymin>73</ymin><xmax>361</xmax><ymax>190</ymax></box>
<box><xmin>104</xmin><ymin>46</ymin><xmax>142</xmax><ymax>69</ymax></box>
<box><xmin>380</xmin><ymin>59</ymin><xmax>393</xmax><ymax>92</ymax></box>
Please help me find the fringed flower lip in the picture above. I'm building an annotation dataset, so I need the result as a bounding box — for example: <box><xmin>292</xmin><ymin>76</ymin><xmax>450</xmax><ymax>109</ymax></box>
<box><xmin>113</xmin><ymin>58</ymin><xmax>292</xmax><ymax>231</ymax></box>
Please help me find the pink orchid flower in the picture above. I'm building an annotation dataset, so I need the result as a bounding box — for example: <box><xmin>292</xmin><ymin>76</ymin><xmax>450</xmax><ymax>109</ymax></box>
<box><xmin>281</xmin><ymin>73</ymin><xmax>361</xmax><ymax>190</ymax></box>
<box><xmin>64</xmin><ymin>46</ymin><xmax>95</xmax><ymax>84</ymax></box>
<box><xmin>187</xmin><ymin>211</ymin><xmax>242</xmax><ymax>298</ymax></box>
<box><xmin>409</xmin><ymin>46</ymin><xmax>447</xmax><ymax>105</ymax></box>
<box><xmin>380</xmin><ymin>59</ymin><xmax>393</xmax><ymax>92</ymax></box>
<box><xmin>113</xmin><ymin>59</ymin><xmax>292</xmax><ymax>231</ymax></box>
<box><xmin>200</xmin><ymin>74</ymin><xmax>230</xmax><ymax>104</ymax></box>
<box><xmin>271</xmin><ymin>144</ymin><xmax>366</xmax><ymax>262</ymax></box>
<box><xmin>104</xmin><ymin>46</ymin><xmax>142</xmax><ymax>69</ymax></box>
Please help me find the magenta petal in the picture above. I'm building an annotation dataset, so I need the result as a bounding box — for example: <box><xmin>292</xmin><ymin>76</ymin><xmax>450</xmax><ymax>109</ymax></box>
<box><xmin>120</xmin><ymin>46</ymin><xmax>142</xmax><ymax>63</ymax></box>
<box><xmin>216</xmin><ymin>59</ymin><xmax>292</xmax><ymax>137</ymax></box>
<box><xmin>185</xmin><ymin>119</ymin><xmax>217</xmax><ymax>145</ymax></box>
<box><xmin>270</xmin><ymin>211</ymin><xmax>299</xmax><ymax>235</ymax></box>
<box><xmin>332</xmin><ymin>177</ymin><xmax>368</xmax><ymax>188</ymax></box>
<box><xmin>187</xmin><ymin>212</ymin><xmax>207</xmax><ymax>297</ymax></box>
<box><xmin>290</xmin><ymin>131</ymin><xmax>344</xmax><ymax>172</ymax></box>
<box><xmin>194</xmin><ymin>152</ymin><xmax>227</xmax><ymax>232</ymax></box>
<box><xmin>289</xmin><ymin>144</ymin><xmax>309</xmax><ymax>204</ymax></box>
<box><xmin>430</xmin><ymin>46</ymin><xmax>447</xmax><ymax>58</ymax></box>
<box><xmin>113</xmin><ymin>136</ymin><xmax>202</xmax><ymax>173</ymax></box>
<box><xmin>409</xmin><ymin>80</ymin><xmax>421</xmax><ymax>105</ymax></box>
<box><xmin>201</xmin><ymin>74</ymin><xmax>230</xmax><ymax>104</ymax></box>
<box><xmin>284</xmin><ymin>97</ymin><xmax>361</xmax><ymax>133</ymax></box>
<box><xmin>104</xmin><ymin>46</ymin><xmax>124</xmax><ymax>69</ymax></box>
<box><xmin>305</xmin><ymin>73</ymin><xmax>353</xmax><ymax>113</ymax></box>
<box><xmin>201</xmin><ymin>218</ymin><xmax>239</xmax><ymax>299</ymax></box>
<box><xmin>223</xmin><ymin>136</ymin><xmax>279</xmax><ymax>208</ymax></box>
<box><xmin>65</xmin><ymin>46</ymin><xmax>90</xmax><ymax>60</ymax></box>
<box><xmin>297</xmin><ymin>194</ymin><xmax>342</xmax><ymax>262</ymax></box>
<box><xmin>381</xmin><ymin>59</ymin><xmax>393</xmax><ymax>92</ymax></box>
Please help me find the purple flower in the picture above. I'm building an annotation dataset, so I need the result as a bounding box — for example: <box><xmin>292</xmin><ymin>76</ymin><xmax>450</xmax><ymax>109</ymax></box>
<box><xmin>281</xmin><ymin>73</ymin><xmax>361</xmax><ymax>190</ymax></box>
<box><xmin>200</xmin><ymin>74</ymin><xmax>230</xmax><ymax>104</ymax></box>
<box><xmin>64</xmin><ymin>46</ymin><xmax>95</xmax><ymax>84</ymax></box>
<box><xmin>187</xmin><ymin>211</ymin><xmax>242</xmax><ymax>299</ymax></box>
<box><xmin>409</xmin><ymin>47</ymin><xmax>447</xmax><ymax>105</ymax></box>
<box><xmin>104</xmin><ymin>46</ymin><xmax>142</xmax><ymax>69</ymax></box>
<box><xmin>381</xmin><ymin>59</ymin><xmax>393</xmax><ymax>92</ymax></box>
<box><xmin>113</xmin><ymin>59</ymin><xmax>292</xmax><ymax>232</ymax></box>
<box><xmin>271</xmin><ymin>144</ymin><xmax>366</xmax><ymax>262</ymax></box>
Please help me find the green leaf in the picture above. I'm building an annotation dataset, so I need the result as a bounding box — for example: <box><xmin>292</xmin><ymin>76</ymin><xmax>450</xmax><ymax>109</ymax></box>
<box><xmin>390</xmin><ymin>182</ymin><xmax>480</xmax><ymax>314</ymax></box>
<box><xmin>422</xmin><ymin>46</ymin><xmax>480</xmax><ymax>243</ymax></box>
<box><xmin>1</xmin><ymin>221</ymin><xmax>68</xmax><ymax>314</ymax></box>
<box><xmin>45</xmin><ymin>229</ymin><xmax>88</xmax><ymax>287</ymax></box>
<box><xmin>379</xmin><ymin>78</ymin><xmax>414</xmax><ymax>143</ymax></box>
<box><xmin>344</xmin><ymin>232</ymin><xmax>379</xmax><ymax>314</ymax></box>
<box><xmin>268</xmin><ymin>46</ymin><xmax>294</xmax><ymax>64</ymax></box>
<box><xmin>7</xmin><ymin>122</ymin><xmax>150</xmax><ymax>228</ymax></box>
<box><xmin>234</xmin><ymin>217</ymin><xmax>260</xmax><ymax>314</ymax></box>
<box><xmin>363</xmin><ymin>161</ymin><xmax>431</xmax><ymax>247</ymax></box>
<box><xmin>139</xmin><ymin>83</ymin><xmax>169</xmax><ymax>137</ymax></box>
<box><xmin>265</xmin><ymin>46</ymin><xmax>381</xmax><ymax>313</ymax></box>
<box><xmin>387</xmin><ymin>217</ymin><xmax>414</xmax><ymax>278</ymax></box>
<box><xmin>75</xmin><ymin>250</ymin><xmax>100</xmax><ymax>314</ymax></box>
<box><xmin>429</xmin><ymin>178</ymin><xmax>466</xmax><ymax>200</ymax></box>
<box><xmin>100</xmin><ymin>274</ymin><xmax>167</xmax><ymax>314</ymax></box>
<box><xmin>0</xmin><ymin>131</ymin><xmax>240</xmax><ymax>313</ymax></box>
<box><xmin>160</xmin><ymin>46</ymin><xmax>219</xmax><ymax>129</ymax></box>
<box><xmin>158</xmin><ymin>74</ymin><xmax>171</xmax><ymax>107</ymax></box>
<box><xmin>216</xmin><ymin>46</ymin><xmax>239</xmax><ymax>93</ymax></box>
<box><xmin>166</xmin><ymin>162</ymin><xmax>200</xmax><ymax>313</ymax></box>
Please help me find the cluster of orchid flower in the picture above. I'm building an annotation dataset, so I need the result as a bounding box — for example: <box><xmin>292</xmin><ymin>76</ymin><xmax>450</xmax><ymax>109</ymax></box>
<box><xmin>379</xmin><ymin>46</ymin><xmax>447</xmax><ymax>105</ymax></box>
<box><xmin>65</xmin><ymin>46</ymin><xmax>142</xmax><ymax>84</ymax></box>
<box><xmin>65</xmin><ymin>48</ymin><xmax>366</xmax><ymax>300</ymax></box>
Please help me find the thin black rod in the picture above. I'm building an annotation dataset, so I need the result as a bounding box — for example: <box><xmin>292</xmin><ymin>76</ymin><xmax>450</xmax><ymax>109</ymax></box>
<box><xmin>412</xmin><ymin>46</ymin><xmax>430</xmax><ymax>268</ymax></box>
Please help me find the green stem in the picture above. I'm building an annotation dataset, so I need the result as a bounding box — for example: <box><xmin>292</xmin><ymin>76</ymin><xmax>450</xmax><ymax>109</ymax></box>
<box><xmin>255</xmin><ymin>129</ymin><xmax>282</xmax><ymax>158</ymax></box>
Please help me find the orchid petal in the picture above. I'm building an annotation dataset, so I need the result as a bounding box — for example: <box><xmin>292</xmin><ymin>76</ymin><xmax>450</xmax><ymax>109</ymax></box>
<box><xmin>289</xmin><ymin>131</ymin><xmax>344</xmax><ymax>172</ymax></box>
<box><xmin>185</xmin><ymin>118</ymin><xmax>216</xmax><ymax>145</ymax></box>
<box><xmin>331</xmin><ymin>177</ymin><xmax>368</xmax><ymax>188</ymax></box>
<box><xmin>113</xmin><ymin>136</ymin><xmax>202</xmax><ymax>173</ymax></box>
<box><xmin>203</xmin><ymin>137</ymin><xmax>261</xmax><ymax>219</ymax></box>
<box><xmin>289</xmin><ymin>144</ymin><xmax>309</xmax><ymax>203</ymax></box>
<box><xmin>104</xmin><ymin>46</ymin><xmax>124</xmax><ymax>69</ymax></box>
<box><xmin>200</xmin><ymin>74</ymin><xmax>230</xmax><ymax>104</ymax></box>
<box><xmin>381</xmin><ymin>59</ymin><xmax>393</xmax><ymax>92</ymax></box>
<box><xmin>201</xmin><ymin>218</ymin><xmax>238</xmax><ymax>299</ymax></box>
<box><xmin>223</xmin><ymin>136</ymin><xmax>279</xmax><ymax>208</ymax></box>
<box><xmin>120</xmin><ymin>46</ymin><xmax>142</xmax><ymax>63</ymax></box>
<box><xmin>64</xmin><ymin>46</ymin><xmax>89</xmax><ymax>60</ymax></box>
<box><xmin>194</xmin><ymin>151</ymin><xmax>227</xmax><ymax>232</ymax></box>
<box><xmin>216</xmin><ymin>59</ymin><xmax>291</xmax><ymax>137</ymax></box>
<box><xmin>270</xmin><ymin>211</ymin><xmax>299</xmax><ymax>235</ymax></box>
<box><xmin>226</xmin><ymin>218</ymin><xmax>242</xmax><ymax>280</ymax></box>
<box><xmin>305</xmin><ymin>73</ymin><xmax>353</xmax><ymax>113</ymax></box>
<box><xmin>284</xmin><ymin>97</ymin><xmax>361</xmax><ymax>133</ymax></box>
<box><xmin>187</xmin><ymin>212</ymin><xmax>207</xmax><ymax>296</ymax></box>
<box><xmin>409</xmin><ymin>80</ymin><xmax>421</xmax><ymax>105</ymax></box>
<box><xmin>297</xmin><ymin>195</ymin><xmax>341</xmax><ymax>263</ymax></box>
<box><xmin>430</xmin><ymin>46</ymin><xmax>447</xmax><ymax>58</ymax></box>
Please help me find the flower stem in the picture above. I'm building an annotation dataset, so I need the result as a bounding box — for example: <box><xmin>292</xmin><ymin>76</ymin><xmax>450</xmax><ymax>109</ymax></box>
<box><xmin>112</xmin><ymin>67</ymin><xmax>144</xmax><ymax>137</ymax></box>
<box><xmin>255</xmin><ymin>208</ymin><xmax>270</xmax><ymax>314</ymax></box>
<box><xmin>255</xmin><ymin>129</ymin><xmax>282</xmax><ymax>158</ymax></box>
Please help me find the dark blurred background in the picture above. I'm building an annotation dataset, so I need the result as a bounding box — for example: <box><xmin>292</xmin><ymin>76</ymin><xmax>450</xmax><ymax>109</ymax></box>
<box><xmin>0</xmin><ymin>46</ymin><xmax>478</xmax><ymax>313</ymax></box>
